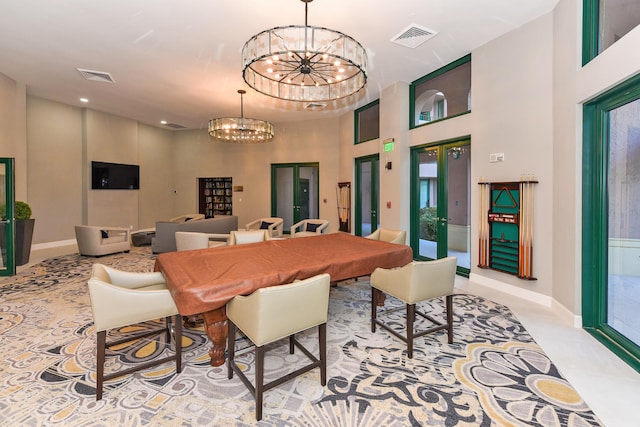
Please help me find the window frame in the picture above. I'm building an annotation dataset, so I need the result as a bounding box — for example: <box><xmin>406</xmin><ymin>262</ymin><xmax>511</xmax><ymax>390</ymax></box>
<box><xmin>354</xmin><ymin>99</ymin><xmax>380</xmax><ymax>144</ymax></box>
<box><xmin>409</xmin><ymin>54</ymin><xmax>471</xmax><ymax>130</ymax></box>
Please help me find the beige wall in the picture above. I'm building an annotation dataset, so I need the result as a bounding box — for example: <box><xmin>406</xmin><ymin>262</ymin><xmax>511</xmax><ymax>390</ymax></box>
<box><xmin>26</xmin><ymin>97</ymin><xmax>83</xmax><ymax>242</ymax></box>
<box><xmin>171</xmin><ymin>117</ymin><xmax>341</xmax><ymax>232</ymax></box>
<box><xmin>0</xmin><ymin>73</ymin><xmax>27</xmax><ymax>199</ymax></box>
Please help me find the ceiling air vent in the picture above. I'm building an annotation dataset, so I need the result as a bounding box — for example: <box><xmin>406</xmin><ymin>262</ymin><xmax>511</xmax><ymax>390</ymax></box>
<box><xmin>305</xmin><ymin>102</ymin><xmax>327</xmax><ymax>111</ymax></box>
<box><xmin>77</xmin><ymin>68</ymin><xmax>115</xmax><ymax>83</ymax></box>
<box><xmin>390</xmin><ymin>24</ymin><xmax>438</xmax><ymax>49</ymax></box>
<box><xmin>163</xmin><ymin>123</ymin><xmax>187</xmax><ymax>129</ymax></box>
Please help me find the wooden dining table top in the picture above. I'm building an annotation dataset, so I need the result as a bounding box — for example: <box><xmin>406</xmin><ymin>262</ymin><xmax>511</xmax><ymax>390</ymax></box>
<box><xmin>154</xmin><ymin>232</ymin><xmax>413</xmax><ymax>316</ymax></box>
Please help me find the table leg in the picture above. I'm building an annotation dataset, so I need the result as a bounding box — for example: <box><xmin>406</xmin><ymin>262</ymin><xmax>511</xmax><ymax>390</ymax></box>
<box><xmin>202</xmin><ymin>308</ymin><xmax>228</xmax><ymax>367</ymax></box>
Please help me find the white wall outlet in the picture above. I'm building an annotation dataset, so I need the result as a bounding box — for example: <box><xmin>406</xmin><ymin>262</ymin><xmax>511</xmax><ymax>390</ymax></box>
<box><xmin>489</xmin><ymin>153</ymin><xmax>505</xmax><ymax>162</ymax></box>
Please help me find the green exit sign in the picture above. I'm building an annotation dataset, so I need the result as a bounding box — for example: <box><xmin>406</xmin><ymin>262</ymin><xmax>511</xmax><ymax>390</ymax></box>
<box><xmin>383</xmin><ymin>140</ymin><xmax>394</xmax><ymax>152</ymax></box>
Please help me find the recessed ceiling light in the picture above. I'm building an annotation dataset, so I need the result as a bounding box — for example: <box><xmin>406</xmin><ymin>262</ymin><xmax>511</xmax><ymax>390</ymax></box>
<box><xmin>160</xmin><ymin>120</ymin><xmax>167</xmax><ymax>125</ymax></box>
<box><xmin>80</xmin><ymin>97</ymin><xmax>89</xmax><ymax>103</ymax></box>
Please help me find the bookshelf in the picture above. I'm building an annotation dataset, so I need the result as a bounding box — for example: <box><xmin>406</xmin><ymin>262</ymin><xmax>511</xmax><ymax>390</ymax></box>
<box><xmin>198</xmin><ymin>177</ymin><xmax>232</xmax><ymax>217</ymax></box>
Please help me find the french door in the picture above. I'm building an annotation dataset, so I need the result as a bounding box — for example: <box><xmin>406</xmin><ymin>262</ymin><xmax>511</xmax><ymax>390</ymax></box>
<box><xmin>354</xmin><ymin>154</ymin><xmax>379</xmax><ymax>236</ymax></box>
<box><xmin>0</xmin><ymin>158</ymin><xmax>15</xmax><ymax>276</ymax></box>
<box><xmin>583</xmin><ymin>75</ymin><xmax>640</xmax><ymax>372</ymax></box>
<box><xmin>410</xmin><ymin>139</ymin><xmax>470</xmax><ymax>275</ymax></box>
<box><xmin>271</xmin><ymin>163</ymin><xmax>319</xmax><ymax>233</ymax></box>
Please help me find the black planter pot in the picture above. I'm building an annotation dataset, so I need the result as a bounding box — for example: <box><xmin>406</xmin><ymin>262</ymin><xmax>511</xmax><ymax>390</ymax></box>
<box><xmin>15</xmin><ymin>218</ymin><xmax>35</xmax><ymax>266</ymax></box>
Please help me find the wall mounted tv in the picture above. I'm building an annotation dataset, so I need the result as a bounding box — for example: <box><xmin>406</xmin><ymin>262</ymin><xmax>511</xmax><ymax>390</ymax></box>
<box><xmin>91</xmin><ymin>161</ymin><xmax>140</xmax><ymax>190</ymax></box>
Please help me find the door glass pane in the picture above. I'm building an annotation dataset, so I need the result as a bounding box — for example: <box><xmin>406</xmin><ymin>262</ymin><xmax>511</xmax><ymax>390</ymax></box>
<box><xmin>418</xmin><ymin>149</ymin><xmax>438</xmax><ymax>259</ymax></box>
<box><xmin>607</xmin><ymin>98</ymin><xmax>640</xmax><ymax>346</ymax></box>
<box><xmin>298</xmin><ymin>166</ymin><xmax>318</xmax><ymax>220</ymax></box>
<box><xmin>275</xmin><ymin>167</ymin><xmax>294</xmax><ymax>229</ymax></box>
<box><xmin>446</xmin><ymin>146</ymin><xmax>471</xmax><ymax>269</ymax></box>
<box><xmin>359</xmin><ymin>161</ymin><xmax>373</xmax><ymax>235</ymax></box>
<box><xmin>0</xmin><ymin>163</ymin><xmax>6</xmax><ymax>270</ymax></box>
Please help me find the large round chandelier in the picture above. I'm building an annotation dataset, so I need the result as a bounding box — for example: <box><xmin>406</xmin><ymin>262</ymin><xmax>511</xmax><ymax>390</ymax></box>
<box><xmin>208</xmin><ymin>90</ymin><xmax>274</xmax><ymax>143</ymax></box>
<box><xmin>242</xmin><ymin>0</ymin><xmax>367</xmax><ymax>102</ymax></box>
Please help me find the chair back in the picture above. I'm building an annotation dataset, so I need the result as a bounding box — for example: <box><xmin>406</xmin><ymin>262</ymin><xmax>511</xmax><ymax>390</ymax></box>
<box><xmin>367</xmin><ymin>227</ymin><xmax>406</xmax><ymax>244</ymax></box>
<box><xmin>175</xmin><ymin>231</ymin><xmax>210</xmax><ymax>251</ymax></box>
<box><xmin>88</xmin><ymin>263</ymin><xmax>177</xmax><ymax>332</ymax></box>
<box><xmin>226</xmin><ymin>273</ymin><xmax>330</xmax><ymax>347</ymax></box>
<box><xmin>228</xmin><ymin>230</ymin><xmax>269</xmax><ymax>245</ymax></box>
<box><xmin>409</xmin><ymin>257</ymin><xmax>457</xmax><ymax>302</ymax></box>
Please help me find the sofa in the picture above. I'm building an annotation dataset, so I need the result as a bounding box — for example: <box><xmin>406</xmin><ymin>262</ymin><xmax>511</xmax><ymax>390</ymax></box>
<box><xmin>151</xmin><ymin>216</ymin><xmax>238</xmax><ymax>253</ymax></box>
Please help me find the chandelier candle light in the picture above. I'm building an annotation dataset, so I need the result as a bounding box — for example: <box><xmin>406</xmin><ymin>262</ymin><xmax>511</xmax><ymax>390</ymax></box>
<box><xmin>208</xmin><ymin>90</ymin><xmax>274</xmax><ymax>143</ymax></box>
<box><xmin>242</xmin><ymin>0</ymin><xmax>368</xmax><ymax>102</ymax></box>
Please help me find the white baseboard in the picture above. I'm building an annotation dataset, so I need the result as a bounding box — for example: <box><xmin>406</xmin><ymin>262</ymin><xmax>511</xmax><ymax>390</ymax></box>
<box><xmin>468</xmin><ymin>272</ymin><xmax>582</xmax><ymax>327</ymax></box>
<box><xmin>469</xmin><ymin>273</ymin><xmax>553</xmax><ymax>307</ymax></box>
<box><xmin>32</xmin><ymin>239</ymin><xmax>77</xmax><ymax>251</ymax></box>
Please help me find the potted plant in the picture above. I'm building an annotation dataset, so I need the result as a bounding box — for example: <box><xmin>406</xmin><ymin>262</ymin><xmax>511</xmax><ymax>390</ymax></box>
<box><xmin>0</xmin><ymin>201</ymin><xmax>35</xmax><ymax>266</ymax></box>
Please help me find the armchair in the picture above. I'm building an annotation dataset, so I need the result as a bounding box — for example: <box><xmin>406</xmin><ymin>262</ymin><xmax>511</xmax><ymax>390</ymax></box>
<box><xmin>290</xmin><ymin>219</ymin><xmax>329</xmax><ymax>238</ymax></box>
<box><xmin>75</xmin><ymin>225</ymin><xmax>131</xmax><ymax>257</ymax></box>
<box><xmin>246</xmin><ymin>217</ymin><xmax>284</xmax><ymax>238</ymax></box>
<box><xmin>87</xmin><ymin>264</ymin><xmax>182</xmax><ymax>400</ymax></box>
<box><xmin>370</xmin><ymin>257</ymin><xmax>457</xmax><ymax>358</ymax></box>
<box><xmin>365</xmin><ymin>227</ymin><xmax>407</xmax><ymax>245</ymax></box>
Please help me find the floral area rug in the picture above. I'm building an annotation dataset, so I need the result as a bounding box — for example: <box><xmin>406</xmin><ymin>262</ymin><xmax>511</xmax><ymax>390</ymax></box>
<box><xmin>0</xmin><ymin>247</ymin><xmax>602</xmax><ymax>426</ymax></box>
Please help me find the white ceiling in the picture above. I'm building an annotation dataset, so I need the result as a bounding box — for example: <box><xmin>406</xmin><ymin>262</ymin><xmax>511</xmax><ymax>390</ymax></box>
<box><xmin>0</xmin><ymin>0</ymin><xmax>559</xmax><ymax>130</ymax></box>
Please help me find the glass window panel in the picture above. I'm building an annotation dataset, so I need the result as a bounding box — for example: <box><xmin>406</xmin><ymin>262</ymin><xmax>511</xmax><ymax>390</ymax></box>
<box><xmin>355</xmin><ymin>100</ymin><xmax>380</xmax><ymax>144</ymax></box>
<box><xmin>607</xmin><ymin>98</ymin><xmax>640</xmax><ymax>346</ymax></box>
<box><xmin>599</xmin><ymin>0</ymin><xmax>640</xmax><ymax>54</ymax></box>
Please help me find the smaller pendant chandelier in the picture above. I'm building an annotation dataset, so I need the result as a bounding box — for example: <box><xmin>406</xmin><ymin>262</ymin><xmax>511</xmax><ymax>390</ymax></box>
<box><xmin>208</xmin><ymin>89</ymin><xmax>274</xmax><ymax>143</ymax></box>
<box><xmin>242</xmin><ymin>0</ymin><xmax>367</xmax><ymax>102</ymax></box>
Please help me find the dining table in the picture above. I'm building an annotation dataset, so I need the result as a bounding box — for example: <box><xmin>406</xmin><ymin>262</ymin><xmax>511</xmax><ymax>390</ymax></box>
<box><xmin>154</xmin><ymin>232</ymin><xmax>413</xmax><ymax>366</ymax></box>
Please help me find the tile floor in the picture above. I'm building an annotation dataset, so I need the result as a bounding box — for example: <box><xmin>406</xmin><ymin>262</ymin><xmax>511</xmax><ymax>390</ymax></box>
<box><xmin>19</xmin><ymin>243</ymin><xmax>640</xmax><ymax>427</ymax></box>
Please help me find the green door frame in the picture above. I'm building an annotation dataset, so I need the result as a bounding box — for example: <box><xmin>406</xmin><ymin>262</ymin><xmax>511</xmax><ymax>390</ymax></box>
<box><xmin>410</xmin><ymin>137</ymin><xmax>470</xmax><ymax>276</ymax></box>
<box><xmin>0</xmin><ymin>158</ymin><xmax>16</xmax><ymax>276</ymax></box>
<box><xmin>354</xmin><ymin>154</ymin><xmax>379</xmax><ymax>236</ymax></box>
<box><xmin>271</xmin><ymin>163</ymin><xmax>320</xmax><ymax>233</ymax></box>
<box><xmin>583</xmin><ymin>73</ymin><xmax>640</xmax><ymax>373</ymax></box>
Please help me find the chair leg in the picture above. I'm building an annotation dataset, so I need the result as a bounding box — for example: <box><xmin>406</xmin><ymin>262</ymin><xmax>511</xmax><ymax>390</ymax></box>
<box><xmin>446</xmin><ymin>294</ymin><xmax>453</xmax><ymax>344</ymax></box>
<box><xmin>227</xmin><ymin>321</ymin><xmax>236</xmax><ymax>380</ymax></box>
<box><xmin>96</xmin><ymin>330</ymin><xmax>106</xmax><ymax>400</ymax></box>
<box><xmin>406</xmin><ymin>304</ymin><xmax>415</xmax><ymax>359</ymax></box>
<box><xmin>255</xmin><ymin>345</ymin><xmax>265</xmax><ymax>421</ymax></box>
<box><xmin>289</xmin><ymin>334</ymin><xmax>295</xmax><ymax>354</ymax></box>
<box><xmin>165</xmin><ymin>316</ymin><xmax>172</xmax><ymax>342</ymax></box>
<box><xmin>371</xmin><ymin>288</ymin><xmax>378</xmax><ymax>333</ymax></box>
<box><xmin>319</xmin><ymin>323</ymin><xmax>327</xmax><ymax>386</ymax></box>
<box><xmin>173</xmin><ymin>314</ymin><xmax>183</xmax><ymax>373</ymax></box>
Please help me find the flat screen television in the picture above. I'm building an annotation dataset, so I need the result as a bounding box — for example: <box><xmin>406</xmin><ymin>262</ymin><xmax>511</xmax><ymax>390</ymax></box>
<box><xmin>91</xmin><ymin>161</ymin><xmax>140</xmax><ymax>190</ymax></box>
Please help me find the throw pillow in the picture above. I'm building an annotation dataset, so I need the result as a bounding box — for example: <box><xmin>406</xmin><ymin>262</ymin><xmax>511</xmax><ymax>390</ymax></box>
<box><xmin>259</xmin><ymin>221</ymin><xmax>273</xmax><ymax>230</ymax></box>
<box><xmin>100</xmin><ymin>230</ymin><xmax>108</xmax><ymax>239</ymax></box>
<box><xmin>306</xmin><ymin>222</ymin><xmax>321</xmax><ymax>232</ymax></box>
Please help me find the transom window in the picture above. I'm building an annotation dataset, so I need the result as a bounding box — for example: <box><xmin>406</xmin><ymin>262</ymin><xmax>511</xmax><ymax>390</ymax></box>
<box><xmin>409</xmin><ymin>55</ymin><xmax>471</xmax><ymax>129</ymax></box>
